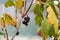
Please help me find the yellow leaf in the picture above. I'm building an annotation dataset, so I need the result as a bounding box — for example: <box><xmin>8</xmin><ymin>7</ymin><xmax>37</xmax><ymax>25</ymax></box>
<box><xmin>3</xmin><ymin>14</ymin><xmax>17</xmax><ymax>28</ymax></box>
<box><xmin>47</xmin><ymin>5</ymin><xmax>58</xmax><ymax>34</ymax></box>
<box><xmin>14</xmin><ymin>0</ymin><xmax>24</xmax><ymax>12</ymax></box>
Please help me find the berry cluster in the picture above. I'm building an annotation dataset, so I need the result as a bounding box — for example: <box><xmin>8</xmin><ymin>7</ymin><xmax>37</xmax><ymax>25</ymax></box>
<box><xmin>22</xmin><ymin>15</ymin><xmax>30</xmax><ymax>26</ymax></box>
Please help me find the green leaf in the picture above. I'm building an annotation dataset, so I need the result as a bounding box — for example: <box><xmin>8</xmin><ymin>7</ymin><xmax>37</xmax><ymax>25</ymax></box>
<box><xmin>41</xmin><ymin>19</ymin><xmax>50</xmax><ymax>35</ymax></box>
<box><xmin>57</xmin><ymin>2</ymin><xmax>60</xmax><ymax>12</ymax></box>
<box><xmin>48</xmin><ymin>25</ymin><xmax>58</xmax><ymax>39</ymax></box>
<box><xmin>33</xmin><ymin>4</ymin><xmax>44</xmax><ymax>26</ymax></box>
<box><xmin>48</xmin><ymin>24</ymin><xmax>55</xmax><ymax>37</ymax></box>
<box><xmin>33</xmin><ymin>4</ymin><xmax>44</xmax><ymax>16</ymax></box>
<box><xmin>35</xmin><ymin>15</ymin><xmax>42</xmax><ymax>26</ymax></box>
<box><xmin>0</xmin><ymin>32</ymin><xmax>4</xmax><ymax>35</ymax></box>
<box><xmin>4</xmin><ymin>0</ymin><xmax>14</xmax><ymax>8</ymax></box>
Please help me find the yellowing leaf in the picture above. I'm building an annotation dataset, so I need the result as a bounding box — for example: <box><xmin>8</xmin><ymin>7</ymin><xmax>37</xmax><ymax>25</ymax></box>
<box><xmin>0</xmin><ymin>17</ymin><xmax>1</xmax><ymax>23</ymax></box>
<box><xmin>1</xmin><ymin>18</ymin><xmax>5</xmax><ymax>29</ymax></box>
<box><xmin>47</xmin><ymin>5</ymin><xmax>58</xmax><ymax>34</ymax></box>
<box><xmin>3</xmin><ymin>14</ymin><xmax>17</xmax><ymax>28</ymax></box>
<box><xmin>15</xmin><ymin>0</ymin><xmax>24</xmax><ymax>12</ymax></box>
<box><xmin>46</xmin><ymin>1</ymin><xmax>58</xmax><ymax>18</ymax></box>
<box><xmin>0</xmin><ymin>14</ymin><xmax>17</xmax><ymax>29</ymax></box>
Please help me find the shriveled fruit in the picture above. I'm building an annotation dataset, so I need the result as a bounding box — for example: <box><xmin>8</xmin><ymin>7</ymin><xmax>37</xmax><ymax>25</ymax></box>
<box><xmin>22</xmin><ymin>21</ymin><xmax>28</xmax><ymax>26</ymax></box>
<box><xmin>37</xmin><ymin>27</ymin><xmax>42</xmax><ymax>36</ymax></box>
<box><xmin>24</xmin><ymin>16</ymin><xmax>30</xmax><ymax>22</ymax></box>
<box><xmin>16</xmin><ymin>31</ymin><xmax>19</xmax><ymax>35</ymax></box>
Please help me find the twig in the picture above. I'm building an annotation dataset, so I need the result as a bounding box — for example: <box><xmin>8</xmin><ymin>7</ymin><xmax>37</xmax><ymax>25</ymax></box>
<box><xmin>11</xmin><ymin>0</ymin><xmax>33</xmax><ymax>40</ymax></box>
<box><xmin>2</xmin><ymin>17</ymin><xmax>9</xmax><ymax>40</ymax></box>
<box><xmin>23</xmin><ymin>0</ymin><xmax>27</xmax><ymax>14</ymax></box>
<box><xmin>11</xmin><ymin>0</ymin><xmax>23</xmax><ymax>40</ymax></box>
<box><xmin>11</xmin><ymin>3</ymin><xmax>22</xmax><ymax>40</ymax></box>
<box><xmin>11</xmin><ymin>7</ymin><xmax>18</xmax><ymax>40</ymax></box>
<box><xmin>11</xmin><ymin>28</ymin><xmax>18</xmax><ymax>40</ymax></box>
<box><xmin>24</xmin><ymin>0</ymin><xmax>26</xmax><ymax>15</ymax></box>
<box><xmin>54</xmin><ymin>4</ymin><xmax>59</xmax><ymax>17</ymax></box>
<box><xmin>16</xmin><ymin>8</ymin><xmax>18</xmax><ymax>21</ymax></box>
<box><xmin>11</xmin><ymin>18</ymin><xmax>22</xmax><ymax>40</ymax></box>
<box><xmin>25</xmin><ymin>0</ymin><xmax>27</xmax><ymax>4</ymax></box>
<box><xmin>5</xmin><ymin>29</ymin><xmax>9</xmax><ymax>40</ymax></box>
<box><xmin>22</xmin><ymin>0</ymin><xmax>34</xmax><ymax>18</ymax></box>
<box><xmin>26</xmin><ymin>0</ymin><xmax>33</xmax><ymax>14</ymax></box>
<box><xmin>22</xmin><ymin>0</ymin><xmax>27</xmax><ymax>18</ymax></box>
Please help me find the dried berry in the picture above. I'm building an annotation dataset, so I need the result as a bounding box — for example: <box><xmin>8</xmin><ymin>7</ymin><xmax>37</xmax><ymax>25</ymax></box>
<box><xmin>16</xmin><ymin>31</ymin><xmax>19</xmax><ymax>35</ymax></box>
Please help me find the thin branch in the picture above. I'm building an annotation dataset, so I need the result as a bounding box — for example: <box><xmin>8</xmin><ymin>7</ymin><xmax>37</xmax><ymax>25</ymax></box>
<box><xmin>11</xmin><ymin>0</ymin><xmax>33</xmax><ymax>40</ymax></box>
<box><xmin>11</xmin><ymin>19</ymin><xmax>22</xmax><ymax>40</ymax></box>
<box><xmin>54</xmin><ymin>4</ymin><xmax>59</xmax><ymax>17</ymax></box>
<box><xmin>26</xmin><ymin>0</ymin><xmax>33</xmax><ymax>14</ymax></box>
<box><xmin>54</xmin><ymin>4</ymin><xmax>59</xmax><ymax>13</ymax></box>
<box><xmin>5</xmin><ymin>29</ymin><xmax>9</xmax><ymax>40</ymax></box>
<box><xmin>23</xmin><ymin>0</ymin><xmax>27</xmax><ymax>14</ymax></box>
<box><xmin>11</xmin><ymin>4</ymin><xmax>22</xmax><ymax>40</ymax></box>
<box><xmin>11</xmin><ymin>7</ymin><xmax>18</xmax><ymax>40</ymax></box>
<box><xmin>11</xmin><ymin>28</ymin><xmax>18</xmax><ymax>40</ymax></box>
<box><xmin>2</xmin><ymin>17</ymin><xmax>9</xmax><ymax>40</ymax></box>
<box><xmin>24</xmin><ymin>0</ymin><xmax>26</xmax><ymax>15</ymax></box>
<box><xmin>11</xmin><ymin>0</ymin><xmax>23</xmax><ymax>40</ymax></box>
<box><xmin>25</xmin><ymin>0</ymin><xmax>27</xmax><ymax>4</ymax></box>
<box><xmin>22</xmin><ymin>0</ymin><xmax>33</xmax><ymax>18</ymax></box>
<box><xmin>22</xmin><ymin>0</ymin><xmax>27</xmax><ymax>18</ymax></box>
<box><xmin>16</xmin><ymin>8</ymin><xmax>18</xmax><ymax>21</ymax></box>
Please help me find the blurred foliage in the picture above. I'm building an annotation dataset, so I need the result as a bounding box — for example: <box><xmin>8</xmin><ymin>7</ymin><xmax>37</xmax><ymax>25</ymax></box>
<box><xmin>4</xmin><ymin>0</ymin><xmax>14</xmax><ymax>8</ymax></box>
<box><xmin>35</xmin><ymin>15</ymin><xmax>42</xmax><ymax>26</ymax></box>
<box><xmin>48</xmin><ymin>24</ymin><xmax>55</xmax><ymax>37</ymax></box>
<box><xmin>4</xmin><ymin>0</ymin><xmax>24</xmax><ymax>12</ymax></box>
<box><xmin>33</xmin><ymin>4</ymin><xmax>44</xmax><ymax>16</ymax></box>
<box><xmin>33</xmin><ymin>0</ymin><xmax>59</xmax><ymax>40</ymax></box>
<box><xmin>46</xmin><ymin>0</ymin><xmax>58</xmax><ymax>18</ymax></box>
<box><xmin>41</xmin><ymin>19</ymin><xmax>49</xmax><ymax>35</ymax></box>
<box><xmin>57</xmin><ymin>2</ymin><xmax>60</xmax><ymax>9</ymax></box>
<box><xmin>33</xmin><ymin>4</ymin><xmax>44</xmax><ymax>26</ymax></box>
<box><xmin>0</xmin><ymin>32</ymin><xmax>4</xmax><ymax>35</ymax></box>
<box><xmin>0</xmin><ymin>14</ymin><xmax>17</xmax><ymax>28</ymax></box>
<box><xmin>16</xmin><ymin>0</ymin><xmax>23</xmax><ymax>11</ymax></box>
<box><xmin>47</xmin><ymin>5</ymin><xmax>58</xmax><ymax>34</ymax></box>
<box><xmin>3</xmin><ymin>14</ymin><xmax>17</xmax><ymax>27</ymax></box>
<box><xmin>2</xmin><ymin>0</ymin><xmax>60</xmax><ymax>40</ymax></box>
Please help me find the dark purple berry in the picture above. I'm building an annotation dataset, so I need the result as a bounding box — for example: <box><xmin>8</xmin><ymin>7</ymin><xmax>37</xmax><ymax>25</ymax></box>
<box><xmin>22</xmin><ymin>21</ymin><xmax>28</xmax><ymax>26</ymax></box>
<box><xmin>16</xmin><ymin>31</ymin><xmax>19</xmax><ymax>35</ymax></box>
<box><xmin>24</xmin><ymin>16</ymin><xmax>30</xmax><ymax>22</ymax></box>
<box><xmin>23</xmin><ymin>21</ymin><xmax>27</xmax><ymax>24</ymax></box>
<box><xmin>24</xmin><ymin>23</ymin><xmax>28</xmax><ymax>26</ymax></box>
<box><xmin>58</xmin><ymin>26</ymin><xmax>60</xmax><ymax>29</ymax></box>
